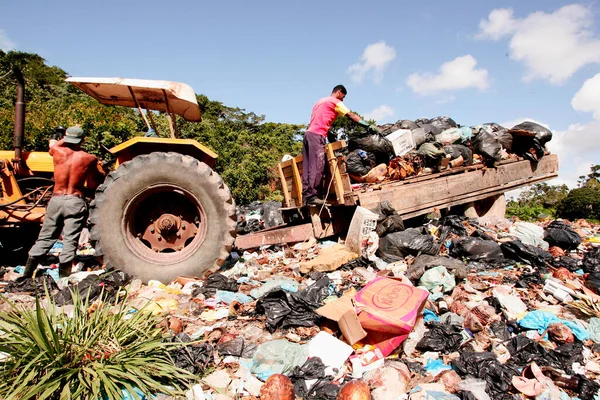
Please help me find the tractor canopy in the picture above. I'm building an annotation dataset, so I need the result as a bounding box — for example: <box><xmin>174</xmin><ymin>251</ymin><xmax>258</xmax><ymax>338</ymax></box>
<box><xmin>65</xmin><ymin>77</ymin><xmax>201</xmax><ymax>122</ymax></box>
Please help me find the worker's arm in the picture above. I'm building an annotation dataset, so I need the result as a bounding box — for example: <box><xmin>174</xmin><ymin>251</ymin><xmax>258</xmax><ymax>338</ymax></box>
<box><xmin>49</xmin><ymin>138</ymin><xmax>66</xmax><ymax>154</ymax></box>
<box><xmin>346</xmin><ymin>111</ymin><xmax>381</xmax><ymax>133</ymax></box>
<box><xmin>86</xmin><ymin>158</ymin><xmax>107</xmax><ymax>191</ymax></box>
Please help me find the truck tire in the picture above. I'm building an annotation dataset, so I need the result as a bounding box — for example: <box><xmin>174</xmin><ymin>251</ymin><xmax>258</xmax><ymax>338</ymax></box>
<box><xmin>89</xmin><ymin>152</ymin><xmax>236</xmax><ymax>283</ymax></box>
<box><xmin>464</xmin><ymin>194</ymin><xmax>506</xmax><ymax>219</ymax></box>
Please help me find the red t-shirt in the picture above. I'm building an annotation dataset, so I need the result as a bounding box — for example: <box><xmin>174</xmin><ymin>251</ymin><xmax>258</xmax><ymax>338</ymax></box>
<box><xmin>306</xmin><ymin>96</ymin><xmax>351</xmax><ymax>136</ymax></box>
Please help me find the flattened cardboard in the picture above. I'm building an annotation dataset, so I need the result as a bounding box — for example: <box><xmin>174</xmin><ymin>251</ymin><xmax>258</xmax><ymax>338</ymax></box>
<box><xmin>315</xmin><ymin>296</ymin><xmax>367</xmax><ymax>345</ymax></box>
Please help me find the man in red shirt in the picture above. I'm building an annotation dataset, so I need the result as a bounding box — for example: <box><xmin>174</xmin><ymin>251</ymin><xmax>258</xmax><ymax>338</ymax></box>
<box><xmin>302</xmin><ymin>85</ymin><xmax>379</xmax><ymax>206</ymax></box>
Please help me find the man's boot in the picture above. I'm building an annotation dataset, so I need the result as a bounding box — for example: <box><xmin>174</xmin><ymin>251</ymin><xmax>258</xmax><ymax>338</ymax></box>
<box><xmin>16</xmin><ymin>257</ymin><xmax>40</xmax><ymax>282</ymax></box>
<box><xmin>58</xmin><ymin>262</ymin><xmax>73</xmax><ymax>279</ymax></box>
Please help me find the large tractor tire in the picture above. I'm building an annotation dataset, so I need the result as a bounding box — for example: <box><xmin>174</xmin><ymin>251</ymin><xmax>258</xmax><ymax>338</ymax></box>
<box><xmin>89</xmin><ymin>152</ymin><xmax>236</xmax><ymax>283</ymax></box>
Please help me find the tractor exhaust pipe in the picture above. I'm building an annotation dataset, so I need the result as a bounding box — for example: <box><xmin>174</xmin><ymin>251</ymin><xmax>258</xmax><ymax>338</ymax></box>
<box><xmin>13</xmin><ymin>67</ymin><xmax>25</xmax><ymax>165</ymax></box>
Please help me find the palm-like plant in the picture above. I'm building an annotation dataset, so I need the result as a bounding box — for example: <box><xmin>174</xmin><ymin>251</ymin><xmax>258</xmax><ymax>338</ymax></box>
<box><xmin>0</xmin><ymin>289</ymin><xmax>196</xmax><ymax>399</ymax></box>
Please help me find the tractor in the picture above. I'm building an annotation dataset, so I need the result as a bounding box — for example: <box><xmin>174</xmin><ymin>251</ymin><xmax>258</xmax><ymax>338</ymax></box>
<box><xmin>0</xmin><ymin>71</ymin><xmax>236</xmax><ymax>283</ymax></box>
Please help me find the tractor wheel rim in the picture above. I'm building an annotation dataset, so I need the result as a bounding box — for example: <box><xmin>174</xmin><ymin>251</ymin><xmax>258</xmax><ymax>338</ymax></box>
<box><xmin>122</xmin><ymin>184</ymin><xmax>208</xmax><ymax>264</ymax></box>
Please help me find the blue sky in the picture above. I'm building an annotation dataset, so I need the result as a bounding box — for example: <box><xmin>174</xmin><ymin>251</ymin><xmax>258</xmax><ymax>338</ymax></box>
<box><xmin>1</xmin><ymin>1</ymin><xmax>600</xmax><ymax>189</ymax></box>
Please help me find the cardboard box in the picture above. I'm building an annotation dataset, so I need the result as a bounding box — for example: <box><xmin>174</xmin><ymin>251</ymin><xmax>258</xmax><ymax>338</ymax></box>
<box><xmin>386</xmin><ymin>129</ymin><xmax>416</xmax><ymax>156</ymax></box>
<box><xmin>316</xmin><ymin>277</ymin><xmax>428</xmax><ymax>356</ymax></box>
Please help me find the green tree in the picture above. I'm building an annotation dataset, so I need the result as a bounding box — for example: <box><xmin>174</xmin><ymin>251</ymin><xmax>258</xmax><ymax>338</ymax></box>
<box><xmin>558</xmin><ymin>164</ymin><xmax>600</xmax><ymax>220</ymax></box>
<box><xmin>506</xmin><ymin>182</ymin><xmax>569</xmax><ymax>221</ymax></box>
<box><xmin>0</xmin><ymin>51</ymin><xmax>303</xmax><ymax>205</ymax></box>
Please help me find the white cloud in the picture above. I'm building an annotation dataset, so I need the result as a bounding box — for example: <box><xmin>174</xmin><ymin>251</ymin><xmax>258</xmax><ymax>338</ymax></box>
<box><xmin>0</xmin><ymin>29</ymin><xmax>15</xmax><ymax>51</ymax></box>
<box><xmin>364</xmin><ymin>104</ymin><xmax>395</xmax><ymax>123</ymax></box>
<box><xmin>477</xmin><ymin>8</ymin><xmax>517</xmax><ymax>40</ymax></box>
<box><xmin>572</xmin><ymin>73</ymin><xmax>600</xmax><ymax>119</ymax></box>
<box><xmin>477</xmin><ymin>5</ymin><xmax>600</xmax><ymax>84</ymax></box>
<box><xmin>348</xmin><ymin>41</ymin><xmax>396</xmax><ymax>84</ymax></box>
<box><xmin>406</xmin><ymin>55</ymin><xmax>489</xmax><ymax>95</ymax></box>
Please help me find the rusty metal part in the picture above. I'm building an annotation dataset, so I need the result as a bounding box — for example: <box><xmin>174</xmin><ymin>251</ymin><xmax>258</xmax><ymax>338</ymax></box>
<box><xmin>124</xmin><ymin>186</ymin><xmax>206</xmax><ymax>258</ymax></box>
<box><xmin>13</xmin><ymin>68</ymin><xmax>25</xmax><ymax>168</ymax></box>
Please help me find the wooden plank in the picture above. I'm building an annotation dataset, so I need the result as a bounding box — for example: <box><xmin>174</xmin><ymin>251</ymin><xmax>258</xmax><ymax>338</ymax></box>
<box><xmin>291</xmin><ymin>158</ymin><xmax>303</xmax><ymax>206</ymax></box>
<box><xmin>234</xmin><ymin>223</ymin><xmax>314</xmax><ymax>250</ymax></box>
<box><xmin>356</xmin><ymin>155</ymin><xmax>558</xmax><ymax>216</ymax></box>
<box><xmin>325</xmin><ymin>145</ymin><xmax>345</xmax><ymax>204</ymax></box>
<box><xmin>278</xmin><ymin>163</ymin><xmax>291</xmax><ymax>207</ymax></box>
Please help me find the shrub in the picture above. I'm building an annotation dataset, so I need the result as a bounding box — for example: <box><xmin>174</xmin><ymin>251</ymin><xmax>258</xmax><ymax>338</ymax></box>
<box><xmin>0</xmin><ymin>289</ymin><xmax>194</xmax><ymax>399</ymax></box>
<box><xmin>557</xmin><ymin>185</ymin><xmax>600</xmax><ymax>221</ymax></box>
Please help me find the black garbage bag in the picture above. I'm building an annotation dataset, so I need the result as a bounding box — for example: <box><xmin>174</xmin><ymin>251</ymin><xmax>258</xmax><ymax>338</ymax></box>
<box><xmin>169</xmin><ymin>337</ymin><xmax>214</xmax><ymax>375</ymax></box>
<box><xmin>411</xmin><ymin>128</ymin><xmax>436</xmax><ymax>147</ymax></box>
<box><xmin>194</xmin><ymin>273</ymin><xmax>238</xmax><ymax>297</ymax></box>
<box><xmin>289</xmin><ymin>357</ymin><xmax>340</xmax><ymax>399</ymax></box>
<box><xmin>516</xmin><ymin>272</ymin><xmax>544</xmax><ymax>288</ymax></box>
<box><xmin>380</xmin><ymin>120</ymin><xmax>419</xmax><ymax>135</ymax></box>
<box><xmin>369</xmin><ymin>201</ymin><xmax>405</xmax><ymax>236</ymax></box>
<box><xmin>578</xmin><ymin>375</ymin><xmax>600</xmax><ymax>400</ymax></box>
<box><xmin>377</xmin><ymin>228</ymin><xmax>439</xmax><ymax>262</ymax></box>
<box><xmin>339</xmin><ymin>256</ymin><xmax>377</xmax><ymax>270</ymax></box>
<box><xmin>438</xmin><ymin>215</ymin><xmax>469</xmax><ymax>238</ymax></box>
<box><xmin>407</xmin><ymin>254</ymin><xmax>468</xmax><ymax>281</ymax></box>
<box><xmin>377</xmin><ymin>215</ymin><xmax>405</xmax><ymax>237</ymax></box>
<box><xmin>419</xmin><ymin>123</ymin><xmax>443</xmax><ymax>136</ymax></box>
<box><xmin>510</xmin><ymin>121</ymin><xmax>553</xmax><ymax>146</ymax></box>
<box><xmin>290</xmin><ymin>357</ymin><xmax>327</xmax><ymax>397</ymax></box>
<box><xmin>415</xmin><ymin>117</ymin><xmax>432</xmax><ymax>126</ymax></box>
<box><xmin>416</xmin><ymin>322</ymin><xmax>463</xmax><ymax>353</ymax></box>
<box><xmin>483</xmin><ymin>122</ymin><xmax>506</xmax><ymax>132</ymax></box>
<box><xmin>451</xmin><ymin>237</ymin><xmax>504</xmax><ymax>263</ymax></box>
<box><xmin>506</xmin><ymin>334</ymin><xmax>584</xmax><ymax>374</ymax></box>
<box><xmin>236</xmin><ymin>216</ymin><xmax>262</xmax><ymax>235</ymax></box>
<box><xmin>346</xmin><ymin>149</ymin><xmax>377</xmax><ymax>176</ymax></box>
<box><xmin>262</xmin><ymin>201</ymin><xmax>284</xmax><ymax>228</ymax></box>
<box><xmin>451</xmin><ymin>351</ymin><xmax>519</xmax><ymax>399</ymax></box>
<box><xmin>472</xmin><ymin>130</ymin><xmax>502</xmax><ymax>164</ymax></box>
<box><xmin>349</xmin><ymin>133</ymin><xmax>393</xmax><ymax>163</ymax></box>
<box><xmin>500</xmin><ymin>240</ymin><xmax>552</xmax><ymax>267</ymax></box>
<box><xmin>303</xmin><ymin>276</ymin><xmax>331</xmax><ymax>304</ymax></box>
<box><xmin>490</xmin><ymin>320</ymin><xmax>511</xmax><ymax>341</ymax></box>
<box><xmin>256</xmin><ymin>288</ymin><xmax>321</xmax><ymax>332</ymax></box>
<box><xmin>430</xmin><ymin>116</ymin><xmax>457</xmax><ymax>131</ymax></box>
<box><xmin>585</xmin><ymin>271</ymin><xmax>600</xmax><ymax>294</ymax></box>
<box><xmin>493</xmin><ymin>129</ymin><xmax>513</xmax><ymax>152</ymax></box>
<box><xmin>216</xmin><ymin>337</ymin><xmax>257</xmax><ymax>358</ymax></box>
<box><xmin>54</xmin><ymin>270</ymin><xmax>131</xmax><ymax>306</ymax></box>
<box><xmin>4</xmin><ymin>274</ymin><xmax>59</xmax><ymax>294</ymax></box>
<box><xmin>512</xmin><ymin>136</ymin><xmax>545</xmax><ymax>162</ymax></box>
<box><xmin>544</xmin><ymin>220</ymin><xmax>582</xmax><ymax>251</ymax></box>
<box><xmin>552</xmin><ymin>255</ymin><xmax>581</xmax><ymax>272</ymax></box>
<box><xmin>444</xmin><ymin>144</ymin><xmax>473</xmax><ymax>165</ymax></box>
<box><xmin>398</xmin><ymin>119</ymin><xmax>419</xmax><ymax>130</ymax></box>
<box><xmin>583</xmin><ymin>247</ymin><xmax>600</xmax><ymax>273</ymax></box>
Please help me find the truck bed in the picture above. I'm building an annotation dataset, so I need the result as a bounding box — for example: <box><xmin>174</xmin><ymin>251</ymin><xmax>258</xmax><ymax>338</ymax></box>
<box><xmin>277</xmin><ymin>140</ymin><xmax>559</xmax><ymax>218</ymax></box>
<box><xmin>234</xmin><ymin>142</ymin><xmax>558</xmax><ymax>250</ymax></box>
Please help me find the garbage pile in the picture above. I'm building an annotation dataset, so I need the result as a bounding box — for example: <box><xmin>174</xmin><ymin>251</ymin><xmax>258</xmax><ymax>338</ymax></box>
<box><xmin>345</xmin><ymin>117</ymin><xmax>553</xmax><ymax>183</ymax></box>
<box><xmin>2</xmin><ymin>212</ymin><xmax>600</xmax><ymax>400</ymax></box>
<box><xmin>236</xmin><ymin>201</ymin><xmax>284</xmax><ymax>235</ymax></box>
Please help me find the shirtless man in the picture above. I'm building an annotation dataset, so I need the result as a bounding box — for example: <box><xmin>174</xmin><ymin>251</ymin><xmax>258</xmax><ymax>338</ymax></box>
<box><xmin>22</xmin><ymin>126</ymin><xmax>105</xmax><ymax>279</ymax></box>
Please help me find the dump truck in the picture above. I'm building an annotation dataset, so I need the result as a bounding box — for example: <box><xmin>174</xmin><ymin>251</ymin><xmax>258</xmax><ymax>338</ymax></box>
<box><xmin>234</xmin><ymin>140</ymin><xmax>559</xmax><ymax>250</ymax></box>
<box><xmin>0</xmin><ymin>71</ymin><xmax>235</xmax><ymax>283</ymax></box>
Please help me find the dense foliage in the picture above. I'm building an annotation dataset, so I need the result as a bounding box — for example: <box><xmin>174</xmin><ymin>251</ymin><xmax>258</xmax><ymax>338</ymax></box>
<box><xmin>0</xmin><ymin>51</ymin><xmax>302</xmax><ymax>204</ymax></box>
<box><xmin>557</xmin><ymin>178</ymin><xmax>600</xmax><ymax>221</ymax></box>
<box><xmin>506</xmin><ymin>165</ymin><xmax>600</xmax><ymax>221</ymax></box>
